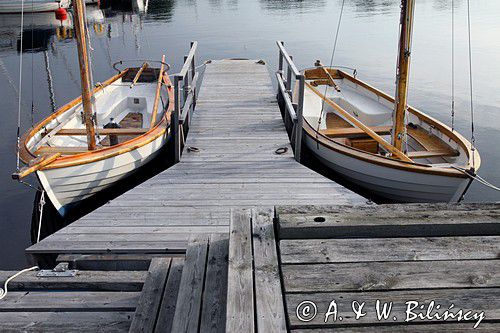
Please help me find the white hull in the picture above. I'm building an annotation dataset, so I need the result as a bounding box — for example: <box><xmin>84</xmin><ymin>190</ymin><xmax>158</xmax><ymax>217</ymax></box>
<box><xmin>304</xmin><ymin>133</ymin><xmax>472</xmax><ymax>203</ymax></box>
<box><xmin>37</xmin><ymin>130</ymin><xmax>169</xmax><ymax>215</ymax></box>
<box><xmin>0</xmin><ymin>0</ymin><xmax>69</xmax><ymax>13</ymax></box>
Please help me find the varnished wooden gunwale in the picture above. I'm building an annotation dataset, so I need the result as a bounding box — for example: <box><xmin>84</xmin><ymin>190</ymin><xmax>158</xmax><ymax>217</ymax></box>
<box><xmin>20</xmin><ymin>69</ymin><xmax>174</xmax><ymax>171</ymax></box>
<box><xmin>302</xmin><ymin>69</ymin><xmax>478</xmax><ymax>177</ymax></box>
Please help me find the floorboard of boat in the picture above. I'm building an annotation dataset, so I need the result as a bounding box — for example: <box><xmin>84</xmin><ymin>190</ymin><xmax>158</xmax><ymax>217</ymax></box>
<box><xmin>26</xmin><ymin>59</ymin><xmax>364</xmax><ymax>256</ymax></box>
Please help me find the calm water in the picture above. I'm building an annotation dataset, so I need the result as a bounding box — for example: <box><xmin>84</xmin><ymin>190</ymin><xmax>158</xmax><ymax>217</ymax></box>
<box><xmin>1</xmin><ymin>0</ymin><xmax>499</xmax><ymax>268</ymax></box>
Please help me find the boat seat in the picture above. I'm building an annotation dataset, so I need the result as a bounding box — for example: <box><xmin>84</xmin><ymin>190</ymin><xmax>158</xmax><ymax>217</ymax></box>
<box><xmin>407</xmin><ymin>126</ymin><xmax>458</xmax><ymax>156</ymax></box>
<box><xmin>319</xmin><ymin>125</ymin><xmax>392</xmax><ymax>138</ymax></box>
<box><xmin>35</xmin><ymin>146</ymin><xmax>95</xmax><ymax>155</ymax></box>
<box><xmin>407</xmin><ymin>150</ymin><xmax>459</xmax><ymax>159</ymax></box>
<box><xmin>55</xmin><ymin>128</ymin><xmax>148</xmax><ymax>136</ymax></box>
<box><xmin>326</xmin><ymin>112</ymin><xmax>352</xmax><ymax>129</ymax></box>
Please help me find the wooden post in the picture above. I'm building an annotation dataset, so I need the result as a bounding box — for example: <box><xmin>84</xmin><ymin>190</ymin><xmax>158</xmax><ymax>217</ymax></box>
<box><xmin>73</xmin><ymin>0</ymin><xmax>96</xmax><ymax>150</ymax></box>
<box><xmin>190</xmin><ymin>41</ymin><xmax>196</xmax><ymax>111</ymax></box>
<box><xmin>173</xmin><ymin>75</ymin><xmax>181</xmax><ymax>163</ymax></box>
<box><xmin>392</xmin><ymin>0</ymin><xmax>416</xmax><ymax>152</ymax></box>
<box><xmin>294</xmin><ymin>75</ymin><xmax>304</xmax><ymax>162</ymax></box>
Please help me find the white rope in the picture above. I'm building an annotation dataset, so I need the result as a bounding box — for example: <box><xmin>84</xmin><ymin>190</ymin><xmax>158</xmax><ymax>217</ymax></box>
<box><xmin>0</xmin><ymin>266</ymin><xmax>39</xmax><ymax>300</ymax></box>
<box><xmin>36</xmin><ymin>190</ymin><xmax>46</xmax><ymax>243</ymax></box>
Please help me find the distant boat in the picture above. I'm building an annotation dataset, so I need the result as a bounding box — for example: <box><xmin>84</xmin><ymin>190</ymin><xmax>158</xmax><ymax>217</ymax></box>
<box><xmin>297</xmin><ymin>0</ymin><xmax>480</xmax><ymax>203</ymax></box>
<box><xmin>13</xmin><ymin>0</ymin><xmax>174</xmax><ymax>215</ymax></box>
<box><xmin>0</xmin><ymin>0</ymin><xmax>69</xmax><ymax>14</ymax></box>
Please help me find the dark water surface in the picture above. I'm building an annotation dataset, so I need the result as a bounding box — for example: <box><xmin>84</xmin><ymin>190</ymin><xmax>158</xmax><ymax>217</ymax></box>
<box><xmin>1</xmin><ymin>0</ymin><xmax>499</xmax><ymax>268</ymax></box>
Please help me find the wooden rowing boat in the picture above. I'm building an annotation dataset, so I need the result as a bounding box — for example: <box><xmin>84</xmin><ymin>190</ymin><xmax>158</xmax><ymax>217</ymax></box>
<box><xmin>16</xmin><ymin>65</ymin><xmax>174</xmax><ymax>215</ymax></box>
<box><xmin>12</xmin><ymin>0</ymin><xmax>174</xmax><ymax>215</ymax></box>
<box><xmin>296</xmin><ymin>0</ymin><xmax>480</xmax><ymax>203</ymax></box>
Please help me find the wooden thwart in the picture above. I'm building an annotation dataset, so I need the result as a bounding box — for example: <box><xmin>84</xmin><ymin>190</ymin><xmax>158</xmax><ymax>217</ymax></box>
<box><xmin>319</xmin><ymin>125</ymin><xmax>391</xmax><ymax>138</ymax></box>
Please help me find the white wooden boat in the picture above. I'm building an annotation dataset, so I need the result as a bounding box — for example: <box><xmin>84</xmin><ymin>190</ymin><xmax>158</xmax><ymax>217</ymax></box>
<box><xmin>16</xmin><ymin>66</ymin><xmax>173</xmax><ymax>215</ymax></box>
<box><xmin>0</xmin><ymin>0</ymin><xmax>69</xmax><ymax>14</ymax></box>
<box><xmin>13</xmin><ymin>0</ymin><xmax>174</xmax><ymax>215</ymax></box>
<box><xmin>296</xmin><ymin>0</ymin><xmax>480</xmax><ymax>203</ymax></box>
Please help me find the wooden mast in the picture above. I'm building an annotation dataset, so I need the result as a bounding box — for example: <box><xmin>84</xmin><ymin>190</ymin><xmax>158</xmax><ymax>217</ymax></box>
<box><xmin>392</xmin><ymin>0</ymin><xmax>415</xmax><ymax>152</ymax></box>
<box><xmin>73</xmin><ymin>0</ymin><xmax>96</xmax><ymax>150</ymax></box>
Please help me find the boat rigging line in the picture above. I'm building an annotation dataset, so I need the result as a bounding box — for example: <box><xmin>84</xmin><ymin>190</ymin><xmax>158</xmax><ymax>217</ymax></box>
<box><xmin>466</xmin><ymin>0</ymin><xmax>476</xmax><ymax>170</ymax></box>
<box><xmin>451</xmin><ymin>0</ymin><xmax>455</xmax><ymax>132</ymax></box>
<box><xmin>16</xmin><ymin>0</ymin><xmax>25</xmax><ymax>173</ymax></box>
<box><xmin>316</xmin><ymin>0</ymin><xmax>346</xmax><ymax>149</ymax></box>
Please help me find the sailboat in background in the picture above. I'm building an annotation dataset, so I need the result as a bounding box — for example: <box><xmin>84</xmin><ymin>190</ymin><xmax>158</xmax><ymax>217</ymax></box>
<box><xmin>13</xmin><ymin>0</ymin><xmax>174</xmax><ymax>215</ymax></box>
<box><xmin>297</xmin><ymin>0</ymin><xmax>479</xmax><ymax>203</ymax></box>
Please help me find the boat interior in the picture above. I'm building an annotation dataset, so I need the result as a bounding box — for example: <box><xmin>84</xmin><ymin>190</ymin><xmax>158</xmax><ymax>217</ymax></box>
<box><xmin>26</xmin><ymin>67</ymin><xmax>168</xmax><ymax>157</ymax></box>
<box><xmin>302</xmin><ymin>67</ymin><xmax>468</xmax><ymax>166</ymax></box>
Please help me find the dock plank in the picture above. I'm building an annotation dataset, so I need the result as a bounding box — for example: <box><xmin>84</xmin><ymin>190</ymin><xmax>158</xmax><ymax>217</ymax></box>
<box><xmin>226</xmin><ymin>209</ymin><xmax>254</xmax><ymax>332</ymax></box>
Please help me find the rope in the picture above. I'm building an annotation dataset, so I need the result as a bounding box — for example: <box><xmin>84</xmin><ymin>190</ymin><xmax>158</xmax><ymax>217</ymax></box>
<box><xmin>451</xmin><ymin>0</ymin><xmax>455</xmax><ymax>131</ymax></box>
<box><xmin>466</xmin><ymin>0</ymin><xmax>476</xmax><ymax>170</ymax></box>
<box><xmin>36</xmin><ymin>190</ymin><xmax>46</xmax><ymax>243</ymax></box>
<box><xmin>16</xmin><ymin>0</ymin><xmax>25</xmax><ymax>173</ymax></box>
<box><xmin>44</xmin><ymin>50</ymin><xmax>57</xmax><ymax>113</ymax></box>
<box><xmin>0</xmin><ymin>266</ymin><xmax>39</xmax><ymax>300</ymax></box>
<box><xmin>30</xmin><ymin>0</ymin><xmax>35</xmax><ymax>126</ymax></box>
<box><xmin>316</xmin><ymin>0</ymin><xmax>346</xmax><ymax>149</ymax></box>
<box><xmin>450</xmin><ymin>166</ymin><xmax>500</xmax><ymax>192</ymax></box>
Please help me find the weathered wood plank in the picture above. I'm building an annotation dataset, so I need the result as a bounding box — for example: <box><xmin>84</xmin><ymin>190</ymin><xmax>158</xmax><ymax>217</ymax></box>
<box><xmin>200</xmin><ymin>233</ymin><xmax>229</xmax><ymax>333</ymax></box>
<box><xmin>0</xmin><ymin>270</ymin><xmax>147</xmax><ymax>291</ymax></box>
<box><xmin>171</xmin><ymin>235</ymin><xmax>209</xmax><ymax>333</ymax></box>
<box><xmin>280</xmin><ymin>236</ymin><xmax>500</xmax><ymax>264</ymax></box>
<box><xmin>0</xmin><ymin>291</ymin><xmax>139</xmax><ymax>311</ymax></box>
<box><xmin>286</xmin><ymin>288</ymin><xmax>500</xmax><ymax>328</ymax></box>
<box><xmin>282</xmin><ymin>260</ymin><xmax>500</xmax><ymax>293</ymax></box>
<box><xmin>291</xmin><ymin>323</ymin><xmax>500</xmax><ymax>332</ymax></box>
<box><xmin>129</xmin><ymin>258</ymin><xmax>171</xmax><ymax>333</ymax></box>
<box><xmin>155</xmin><ymin>258</ymin><xmax>184</xmax><ymax>333</ymax></box>
<box><xmin>0</xmin><ymin>312</ymin><xmax>134</xmax><ymax>332</ymax></box>
<box><xmin>226</xmin><ymin>209</ymin><xmax>254</xmax><ymax>332</ymax></box>
<box><xmin>252</xmin><ymin>208</ymin><xmax>287</xmax><ymax>332</ymax></box>
<box><xmin>277</xmin><ymin>203</ymin><xmax>500</xmax><ymax>239</ymax></box>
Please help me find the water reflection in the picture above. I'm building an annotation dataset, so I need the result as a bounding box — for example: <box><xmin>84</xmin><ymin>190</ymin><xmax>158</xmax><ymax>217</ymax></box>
<box><xmin>259</xmin><ymin>0</ymin><xmax>326</xmax><ymax>13</ymax></box>
<box><xmin>143</xmin><ymin>0</ymin><xmax>175</xmax><ymax>21</ymax></box>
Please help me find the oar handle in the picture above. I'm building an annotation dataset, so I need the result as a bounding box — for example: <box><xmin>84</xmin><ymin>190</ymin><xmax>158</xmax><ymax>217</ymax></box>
<box><xmin>12</xmin><ymin>153</ymin><xmax>61</xmax><ymax>180</ymax></box>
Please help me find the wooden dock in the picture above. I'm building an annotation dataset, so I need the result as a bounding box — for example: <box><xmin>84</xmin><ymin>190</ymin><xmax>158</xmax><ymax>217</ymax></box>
<box><xmin>26</xmin><ymin>59</ymin><xmax>363</xmax><ymax>259</ymax></box>
<box><xmin>3</xmin><ymin>203</ymin><xmax>498</xmax><ymax>332</ymax></box>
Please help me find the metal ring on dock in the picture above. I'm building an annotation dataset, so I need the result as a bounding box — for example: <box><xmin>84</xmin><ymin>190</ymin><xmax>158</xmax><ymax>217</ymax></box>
<box><xmin>275</xmin><ymin>147</ymin><xmax>288</xmax><ymax>155</ymax></box>
<box><xmin>187</xmin><ymin>146</ymin><xmax>200</xmax><ymax>153</ymax></box>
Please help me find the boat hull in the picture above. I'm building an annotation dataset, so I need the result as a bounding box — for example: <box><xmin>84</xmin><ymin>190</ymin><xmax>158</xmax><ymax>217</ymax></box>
<box><xmin>303</xmin><ymin>132</ymin><xmax>472</xmax><ymax>203</ymax></box>
<box><xmin>37</xmin><ymin>130</ymin><xmax>169</xmax><ymax>215</ymax></box>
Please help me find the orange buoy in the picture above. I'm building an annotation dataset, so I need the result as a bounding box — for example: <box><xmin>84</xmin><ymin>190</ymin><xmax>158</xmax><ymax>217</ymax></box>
<box><xmin>55</xmin><ymin>7</ymin><xmax>68</xmax><ymax>21</ymax></box>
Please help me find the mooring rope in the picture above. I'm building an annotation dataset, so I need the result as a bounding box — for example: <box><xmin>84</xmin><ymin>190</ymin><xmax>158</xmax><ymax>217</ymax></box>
<box><xmin>450</xmin><ymin>166</ymin><xmax>500</xmax><ymax>192</ymax></box>
<box><xmin>0</xmin><ymin>266</ymin><xmax>39</xmax><ymax>300</ymax></box>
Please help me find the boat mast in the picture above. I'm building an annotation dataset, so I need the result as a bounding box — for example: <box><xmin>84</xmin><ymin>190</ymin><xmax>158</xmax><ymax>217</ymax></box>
<box><xmin>73</xmin><ymin>0</ymin><xmax>96</xmax><ymax>150</ymax></box>
<box><xmin>392</xmin><ymin>0</ymin><xmax>415</xmax><ymax>152</ymax></box>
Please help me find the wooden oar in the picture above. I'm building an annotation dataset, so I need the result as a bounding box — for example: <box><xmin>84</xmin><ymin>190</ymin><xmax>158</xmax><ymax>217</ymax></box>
<box><xmin>130</xmin><ymin>62</ymin><xmax>149</xmax><ymax>89</ymax></box>
<box><xmin>306</xmin><ymin>82</ymin><xmax>413</xmax><ymax>163</ymax></box>
<box><xmin>315</xmin><ymin>61</ymin><xmax>341</xmax><ymax>92</ymax></box>
<box><xmin>12</xmin><ymin>153</ymin><xmax>61</xmax><ymax>180</ymax></box>
<box><xmin>150</xmin><ymin>55</ymin><xmax>166</xmax><ymax>127</ymax></box>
